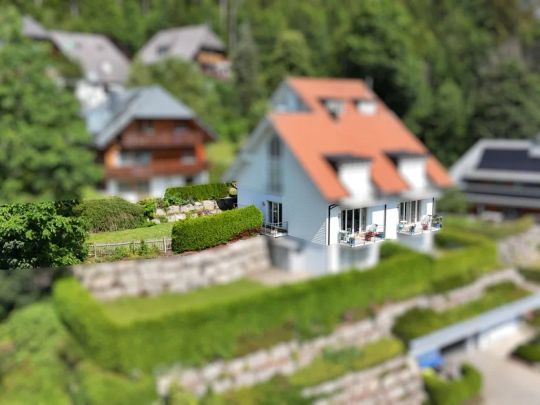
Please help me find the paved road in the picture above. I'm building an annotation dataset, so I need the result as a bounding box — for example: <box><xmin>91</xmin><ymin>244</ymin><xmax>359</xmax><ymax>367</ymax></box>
<box><xmin>447</xmin><ymin>325</ymin><xmax>540</xmax><ymax>405</ymax></box>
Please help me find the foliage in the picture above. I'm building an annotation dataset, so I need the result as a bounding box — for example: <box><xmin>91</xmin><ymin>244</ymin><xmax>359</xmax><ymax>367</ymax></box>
<box><xmin>171</xmin><ymin>205</ymin><xmax>262</xmax><ymax>253</ymax></box>
<box><xmin>89</xmin><ymin>222</ymin><xmax>173</xmax><ymax>244</ymax></box>
<box><xmin>392</xmin><ymin>282</ymin><xmax>528</xmax><ymax>342</ymax></box>
<box><xmin>513</xmin><ymin>335</ymin><xmax>540</xmax><ymax>363</ymax></box>
<box><xmin>443</xmin><ymin>215</ymin><xmax>535</xmax><ymax>240</ymax></box>
<box><xmin>0</xmin><ymin>200</ymin><xmax>88</xmax><ymax>269</ymax></box>
<box><xmin>88</xmin><ymin>242</ymin><xmax>161</xmax><ymax>264</ymax></box>
<box><xmin>379</xmin><ymin>241</ymin><xmax>413</xmax><ymax>260</ymax></box>
<box><xmin>0</xmin><ymin>8</ymin><xmax>101</xmax><ymax>205</ymax></box>
<box><xmin>423</xmin><ymin>364</ymin><xmax>482</xmax><ymax>405</ymax></box>
<box><xmin>164</xmin><ymin>183</ymin><xmax>232</xmax><ymax>204</ymax></box>
<box><xmin>76</xmin><ymin>197</ymin><xmax>146</xmax><ymax>233</ymax></box>
<box><xmin>137</xmin><ymin>197</ymin><xmax>158</xmax><ymax>219</ymax></box>
<box><xmin>436</xmin><ymin>188</ymin><xmax>468</xmax><ymax>214</ymax></box>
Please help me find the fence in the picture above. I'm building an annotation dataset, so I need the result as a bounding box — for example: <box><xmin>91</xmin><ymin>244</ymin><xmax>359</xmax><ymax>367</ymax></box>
<box><xmin>88</xmin><ymin>237</ymin><xmax>173</xmax><ymax>258</ymax></box>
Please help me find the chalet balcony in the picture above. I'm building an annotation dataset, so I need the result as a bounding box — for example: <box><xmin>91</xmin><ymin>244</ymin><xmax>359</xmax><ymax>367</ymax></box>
<box><xmin>106</xmin><ymin>160</ymin><xmax>209</xmax><ymax>178</ymax></box>
<box><xmin>338</xmin><ymin>225</ymin><xmax>385</xmax><ymax>248</ymax></box>
<box><xmin>261</xmin><ymin>221</ymin><xmax>288</xmax><ymax>238</ymax></box>
<box><xmin>397</xmin><ymin>215</ymin><xmax>443</xmax><ymax>235</ymax></box>
<box><xmin>121</xmin><ymin>130</ymin><xmax>201</xmax><ymax>149</ymax></box>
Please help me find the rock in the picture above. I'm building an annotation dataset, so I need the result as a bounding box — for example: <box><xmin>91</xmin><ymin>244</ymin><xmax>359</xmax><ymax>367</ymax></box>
<box><xmin>167</xmin><ymin>205</ymin><xmax>180</xmax><ymax>214</ymax></box>
<box><xmin>155</xmin><ymin>208</ymin><xmax>166</xmax><ymax>217</ymax></box>
<box><xmin>152</xmin><ymin>218</ymin><xmax>161</xmax><ymax>224</ymax></box>
<box><xmin>203</xmin><ymin>200</ymin><xmax>216</xmax><ymax>210</ymax></box>
<box><xmin>181</xmin><ymin>204</ymin><xmax>194</xmax><ymax>213</ymax></box>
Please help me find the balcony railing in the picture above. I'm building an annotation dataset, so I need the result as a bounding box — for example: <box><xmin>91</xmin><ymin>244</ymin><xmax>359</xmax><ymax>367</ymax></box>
<box><xmin>338</xmin><ymin>225</ymin><xmax>385</xmax><ymax>248</ymax></box>
<box><xmin>397</xmin><ymin>215</ymin><xmax>443</xmax><ymax>235</ymax></box>
<box><xmin>261</xmin><ymin>221</ymin><xmax>288</xmax><ymax>238</ymax></box>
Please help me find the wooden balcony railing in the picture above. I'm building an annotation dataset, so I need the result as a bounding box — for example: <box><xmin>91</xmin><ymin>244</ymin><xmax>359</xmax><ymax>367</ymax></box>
<box><xmin>121</xmin><ymin>130</ymin><xmax>201</xmax><ymax>149</ymax></box>
<box><xmin>106</xmin><ymin>160</ymin><xmax>209</xmax><ymax>178</ymax></box>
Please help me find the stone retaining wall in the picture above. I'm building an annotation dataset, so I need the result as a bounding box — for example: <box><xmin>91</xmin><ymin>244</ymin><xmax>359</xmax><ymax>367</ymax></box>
<box><xmin>304</xmin><ymin>356</ymin><xmax>425</xmax><ymax>405</ymax></box>
<box><xmin>157</xmin><ymin>268</ymin><xmax>525</xmax><ymax>397</ymax></box>
<box><xmin>73</xmin><ymin>236</ymin><xmax>271</xmax><ymax>300</ymax></box>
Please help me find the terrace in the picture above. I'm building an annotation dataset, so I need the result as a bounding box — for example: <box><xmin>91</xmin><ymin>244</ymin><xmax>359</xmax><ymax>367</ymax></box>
<box><xmin>338</xmin><ymin>224</ymin><xmax>385</xmax><ymax>248</ymax></box>
<box><xmin>397</xmin><ymin>214</ymin><xmax>443</xmax><ymax>236</ymax></box>
<box><xmin>261</xmin><ymin>221</ymin><xmax>288</xmax><ymax>238</ymax></box>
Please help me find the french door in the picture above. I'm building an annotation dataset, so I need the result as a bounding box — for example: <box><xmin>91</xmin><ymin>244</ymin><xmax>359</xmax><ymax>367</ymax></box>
<box><xmin>268</xmin><ymin>201</ymin><xmax>282</xmax><ymax>225</ymax></box>
<box><xmin>399</xmin><ymin>200</ymin><xmax>421</xmax><ymax>223</ymax></box>
<box><xmin>340</xmin><ymin>208</ymin><xmax>368</xmax><ymax>233</ymax></box>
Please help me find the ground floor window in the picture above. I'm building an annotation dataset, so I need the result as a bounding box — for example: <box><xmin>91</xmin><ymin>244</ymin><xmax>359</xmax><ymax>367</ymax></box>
<box><xmin>267</xmin><ymin>201</ymin><xmax>282</xmax><ymax>224</ymax></box>
<box><xmin>340</xmin><ymin>207</ymin><xmax>368</xmax><ymax>233</ymax></box>
<box><xmin>399</xmin><ymin>200</ymin><xmax>421</xmax><ymax>223</ymax></box>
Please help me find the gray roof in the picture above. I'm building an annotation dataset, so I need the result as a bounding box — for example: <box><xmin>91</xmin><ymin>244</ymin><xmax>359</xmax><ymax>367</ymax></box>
<box><xmin>22</xmin><ymin>16</ymin><xmax>49</xmax><ymax>40</ymax></box>
<box><xmin>85</xmin><ymin>86</ymin><xmax>195</xmax><ymax>148</ymax></box>
<box><xmin>49</xmin><ymin>30</ymin><xmax>130</xmax><ymax>84</ymax></box>
<box><xmin>137</xmin><ymin>24</ymin><xmax>225</xmax><ymax>65</ymax></box>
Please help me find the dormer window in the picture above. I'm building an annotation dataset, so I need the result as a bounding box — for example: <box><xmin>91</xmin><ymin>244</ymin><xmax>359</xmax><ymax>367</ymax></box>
<box><xmin>320</xmin><ymin>98</ymin><xmax>344</xmax><ymax>120</ymax></box>
<box><xmin>355</xmin><ymin>99</ymin><xmax>377</xmax><ymax>115</ymax></box>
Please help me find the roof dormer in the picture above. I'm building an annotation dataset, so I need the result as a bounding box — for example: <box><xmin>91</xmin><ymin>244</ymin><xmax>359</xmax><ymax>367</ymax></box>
<box><xmin>386</xmin><ymin>150</ymin><xmax>429</xmax><ymax>191</ymax></box>
<box><xmin>326</xmin><ymin>153</ymin><xmax>374</xmax><ymax>200</ymax></box>
<box><xmin>354</xmin><ymin>98</ymin><xmax>378</xmax><ymax>115</ymax></box>
<box><xmin>320</xmin><ymin>98</ymin><xmax>345</xmax><ymax>120</ymax></box>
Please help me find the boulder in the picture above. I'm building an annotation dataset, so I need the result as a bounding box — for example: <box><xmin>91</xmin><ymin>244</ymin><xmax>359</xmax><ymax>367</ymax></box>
<box><xmin>167</xmin><ymin>205</ymin><xmax>180</xmax><ymax>215</ymax></box>
<box><xmin>203</xmin><ymin>200</ymin><xmax>216</xmax><ymax>210</ymax></box>
<box><xmin>181</xmin><ymin>204</ymin><xmax>194</xmax><ymax>213</ymax></box>
<box><xmin>155</xmin><ymin>208</ymin><xmax>166</xmax><ymax>217</ymax></box>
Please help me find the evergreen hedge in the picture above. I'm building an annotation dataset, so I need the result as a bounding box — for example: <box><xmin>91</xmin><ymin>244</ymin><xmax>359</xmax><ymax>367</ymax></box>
<box><xmin>76</xmin><ymin>198</ymin><xmax>146</xmax><ymax>233</ymax></box>
<box><xmin>164</xmin><ymin>183</ymin><xmax>231</xmax><ymax>204</ymax></box>
<box><xmin>171</xmin><ymin>205</ymin><xmax>263</xmax><ymax>253</ymax></box>
<box><xmin>423</xmin><ymin>364</ymin><xmax>482</xmax><ymax>405</ymax></box>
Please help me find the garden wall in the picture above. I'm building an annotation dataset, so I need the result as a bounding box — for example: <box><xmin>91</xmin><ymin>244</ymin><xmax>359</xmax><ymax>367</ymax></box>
<box><xmin>157</xmin><ymin>268</ymin><xmax>525</xmax><ymax>397</ymax></box>
<box><xmin>73</xmin><ymin>236</ymin><xmax>271</xmax><ymax>300</ymax></box>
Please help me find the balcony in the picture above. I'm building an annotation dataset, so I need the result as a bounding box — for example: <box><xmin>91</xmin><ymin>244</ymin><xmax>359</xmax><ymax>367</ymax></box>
<box><xmin>338</xmin><ymin>225</ymin><xmax>385</xmax><ymax>248</ymax></box>
<box><xmin>397</xmin><ymin>215</ymin><xmax>443</xmax><ymax>235</ymax></box>
<box><xmin>261</xmin><ymin>221</ymin><xmax>288</xmax><ymax>238</ymax></box>
<box><xmin>121</xmin><ymin>130</ymin><xmax>201</xmax><ymax>149</ymax></box>
<box><xmin>106</xmin><ymin>160</ymin><xmax>209</xmax><ymax>179</ymax></box>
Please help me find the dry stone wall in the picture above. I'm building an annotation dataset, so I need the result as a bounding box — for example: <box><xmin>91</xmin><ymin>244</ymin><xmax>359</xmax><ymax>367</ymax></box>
<box><xmin>304</xmin><ymin>356</ymin><xmax>426</xmax><ymax>405</ymax></box>
<box><xmin>73</xmin><ymin>236</ymin><xmax>270</xmax><ymax>300</ymax></box>
<box><xmin>157</xmin><ymin>268</ymin><xmax>526</xmax><ymax>398</ymax></box>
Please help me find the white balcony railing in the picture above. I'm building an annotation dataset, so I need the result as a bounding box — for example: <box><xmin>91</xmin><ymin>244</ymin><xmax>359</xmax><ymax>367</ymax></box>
<box><xmin>338</xmin><ymin>225</ymin><xmax>385</xmax><ymax>248</ymax></box>
<box><xmin>261</xmin><ymin>221</ymin><xmax>288</xmax><ymax>238</ymax></box>
<box><xmin>397</xmin><ymin>215</ymin><xmax>443</xmax><ymax>235</ymax></box>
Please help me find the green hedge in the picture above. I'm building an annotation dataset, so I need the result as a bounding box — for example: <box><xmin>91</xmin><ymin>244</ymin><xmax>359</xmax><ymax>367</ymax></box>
<box><xmin>54</xmin><ymin>251</ymin><xmax>433</xmax><ymax>372</ymax></box>
<box><xmin>76</xmin><ymin>197</ymin><xmax>146</xmax><ymax>233</ymax></box>
<box><xmin>423</xmin><ymin>364</ymin><xmax>482</xmax><ymax>405</ymax></box>
<box><xmin>513</xmin><ymin>336</ymin><xmax>540</xmax><ymax>363</ymax></box>
<box><xmin>172</xmin><ymin>205</ymin><xmax>263</xmax><ymax>253</ymax></box>
<box><xmin>164</xmin><ymin>183</ymin><xmax>231</xmax><ymax>204</ymax></box>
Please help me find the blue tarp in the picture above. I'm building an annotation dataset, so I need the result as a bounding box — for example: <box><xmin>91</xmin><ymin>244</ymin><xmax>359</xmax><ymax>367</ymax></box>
<box><xmin>417</xmin><ymin>350</ymin><xmax>444</xmax><ymax>369</ymax></box>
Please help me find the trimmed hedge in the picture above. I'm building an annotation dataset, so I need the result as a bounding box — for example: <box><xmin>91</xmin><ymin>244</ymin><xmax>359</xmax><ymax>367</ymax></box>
<box><xmin>76</xmin><ymin>197</ymin><xmax>146</xmax><ymax>233</ymax></box>
<box><xmin>164</xmin><ymin>183</ymin><xmax>231</xmax><ymax>204</ymax></box>
<box><xmin>54</xmin><ymin>251</ymin><xmax>433</xmax><ymax>371</ymax></box>
<box><xmin>423</xmin><ymin>364</ymin><xmax>482</xmax><ymax>405</ymax></box>
<box><xmin>513</xmin><ymin>335</ymin><xmax>540</xmax><ymax>363</ymax></box>
<box><xmin>172</xmin><ymin>205</ymin><xmax>263</xmax><ymax>253</ymax></box>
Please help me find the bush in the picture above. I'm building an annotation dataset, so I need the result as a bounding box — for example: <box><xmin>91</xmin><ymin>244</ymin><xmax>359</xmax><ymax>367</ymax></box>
<box><xmin>513</xmin><ymin>336</ymin><xmax>540</xmax><ymax>363</ymax></box>
<box><xmin>379</xmin><ymin>242</ymin><xmax>412</xmax><ymax>259</ymax></box>
<box><xmin>54</xmin><ymin>252</ymin><xmax>434</xmax><ymax>371</ymax></box>
<box><xmin>172</xmin><ymin>205</ymin><xmax>263</xmax><ymax>253</ymax></box>
<box><xmin>436</xmin><ymin>188</ymin><xmax>468</xmax><ymax>214</ymax></box>
<box><xmin>76</xmin><ymin>197</ymin><xmax>146</xmax><ymax>233</ymax></box>
<box><xmin>164</xmin><ymin>183</ymin><xmax>231</xmax><ymax>205</ymax></box>
<box><xmin>423</xmin><ymin>364</ymin><xmax>482</xmax><ymax>405</ymax></box>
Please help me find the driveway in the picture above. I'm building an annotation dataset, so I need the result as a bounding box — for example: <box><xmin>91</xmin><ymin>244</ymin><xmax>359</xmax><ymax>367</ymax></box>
<box><xmin>447</xmin><ymin>325</ymin><xmax>540</xmax><ymax>405</ymax></box>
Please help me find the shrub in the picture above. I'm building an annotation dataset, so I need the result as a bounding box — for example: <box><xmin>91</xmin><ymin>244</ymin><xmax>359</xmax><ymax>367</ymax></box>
<box><xmin>53</xmin><ymin>252</ymin><xmax>433</xmax><ymax>371</ymax></box>
<box><xmin>379</xmin><ymin>241</ymin><xmax>412</xmax><ymax>259</ymax></box>
<box><xmin>164</xmin><ymin>183</ymin><xmax>231</xmax><ymax>205</ymax></box>
<box><xmin>172</xmin><ymin>205</ymin><xmax>263</xmax><ymax>253</ymax></box>
<box><xmin>0</xmin><ymin>200</ymin><xmax>88</xmax><ymax>269</ymax></box>
<box><xmin>76</xmin><ymin>197</ymin><xmax>146</xmax><ymax>233</ymax></box>
<box><xmin>513</xmin><ymin>335</ymin><xmax>540</xmax><ymax>363</ymax></box>
<box><xmin>436</xmin><ymin>188</ymin><xmax>468</xmax><ymax>214</ymax></box>
<box><xmin>423</xmin><ymin>364</ymin><xmax>482</xmax><ymax>405</ymax></box>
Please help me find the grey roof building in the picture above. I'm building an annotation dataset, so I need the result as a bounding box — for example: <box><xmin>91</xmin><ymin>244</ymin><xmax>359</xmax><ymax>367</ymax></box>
<box><xmin>137</xmin><ymin>24</ymin><xmax>226</xmax><ymax>65</ymax></box>
<box><xmin>451</xmin><ymin>138</ymin><xmax>540</xmax><ymax>215</ymax></box>
<box><xmin>22</xmin><ymin>16</ymin><xmax>130</xmax><ymax>85</ymax></box>
<box><xmin>86</xmin><ymin>85</ymin><xmax>198</xmax><ymax>148</ymax></box>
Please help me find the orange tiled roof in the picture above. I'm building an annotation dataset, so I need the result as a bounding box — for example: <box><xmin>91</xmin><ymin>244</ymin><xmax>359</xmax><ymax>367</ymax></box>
<box><xmin>269</xmin><ymin>77</ymin><xmax>453</xmax><ymax>202</ymax></box>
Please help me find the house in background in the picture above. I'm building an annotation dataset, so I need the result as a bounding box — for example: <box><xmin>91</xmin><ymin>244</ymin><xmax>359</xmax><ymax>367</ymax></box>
<box><xmin>451</xmin><ymin>137</ymin><xmax>540</xmax><ymax>219</ymax></box>
<box><xmin>225</xmin><ymin>77</ymin><xmax>452</xmax><ymax>273</ymax></box>
<box><xmin>137</xmin><ymin>24</ymin><xmax>230</xmax><ymax>79</ymax></box>
<box><xmin>85</xmin><ymin>85</ymin><xmax>215</xmax><ymax>201</ymax></box>
<box><xmin>22</xmin><ymin>16</ymin><xmax>130</xmax><ymax>109</ymax></box>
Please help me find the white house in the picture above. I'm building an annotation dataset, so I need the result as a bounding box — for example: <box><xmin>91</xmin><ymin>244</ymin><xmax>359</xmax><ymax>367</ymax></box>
<box><xmin>225</xmin><ymin>77</ymin><xmax>453</xmax><ymax>273</ymax></box>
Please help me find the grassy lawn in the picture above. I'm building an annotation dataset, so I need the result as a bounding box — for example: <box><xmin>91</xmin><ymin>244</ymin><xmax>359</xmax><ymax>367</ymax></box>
<box><xmin>392</xmin><ymin>282</ymin><xmax>529</xmax><ymax>342</ymax></box>
<box><xmin>444</xmin><ymin>215</ymin><xmax>534</xmax><ymax>240</ymax></box>
<box><xmin>207</xmin><ymin>140</ymin><xmax>238</xmax><ymax>182</ymax></box>
<box><xmin>102</xmin><ymin>279</ymin><xmax>269</xmax><ymax>325</ymax></box>
<box><xmin>88</xmin><ymin>222</ymin><xmax>173</xmax><ymax>244</ymax></box>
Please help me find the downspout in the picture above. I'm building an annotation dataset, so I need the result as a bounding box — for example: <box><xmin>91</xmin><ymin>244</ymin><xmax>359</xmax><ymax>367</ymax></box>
<box><xmin>327</xmin><ymin>204</ymin><xmax>339</xmax><ymax>245</ymax></box>
<box><xmin>432</xmin><ymin>197</ymin><xmax>436</xmax><ymax>215</ymax></box>
<box><xmin>383</xmin><ymin>204</ymin><xmax>387</xmax><ymax>238</ymax></box>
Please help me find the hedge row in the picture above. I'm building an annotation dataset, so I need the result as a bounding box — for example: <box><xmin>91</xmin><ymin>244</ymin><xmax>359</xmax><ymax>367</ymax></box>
<box><xmin>76</xmin><ymin>197</ymin><xmax>146</xmax><ymax>233</ymax></box>
<box><xmin>164</xmin><ymin>183</ymin><xmax>232</xmax><ymax>204</ymax></box>
<box><xmin>513</xmin><ymin>335</ymin><xmax>540</xmax><ymax>363</ymax></box>
<box><xmin>171</xmin><ymin>205</ymin><xmax>263</xmax><ymax>253</ymax></box>
<box><xmin>53</xmin><ymin>225</ymin><xmax>501</xmax><ymax>373</ymax></box>
<box><xmin>423</xmin><ymin>364</ymin><xmax>482</xmax><ymax>405</ymax></box>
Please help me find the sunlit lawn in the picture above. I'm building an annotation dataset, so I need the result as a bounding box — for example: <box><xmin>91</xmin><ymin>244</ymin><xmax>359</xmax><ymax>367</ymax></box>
<box><xmin>102</xmin><ymin>279</ymin><xmax>269</xmax><ymax>325</ymax></box>
<box><xmin>88</xmin><ymin>222</ymin><xmax>174</xmax><ymax>244</ymax></box>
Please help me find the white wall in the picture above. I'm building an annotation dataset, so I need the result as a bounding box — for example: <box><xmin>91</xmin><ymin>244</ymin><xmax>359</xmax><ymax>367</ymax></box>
<box><xmin>398</xmin><ymin>157</ymin><xmax>428</xmax><ymax>190</ymax></box>
<box><xmin>338</xmin><ymin>161</ymin><xmax>374</xmax><ymax>201</ymax></box>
